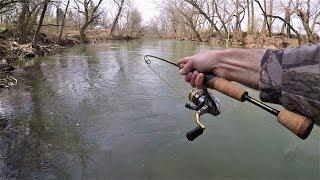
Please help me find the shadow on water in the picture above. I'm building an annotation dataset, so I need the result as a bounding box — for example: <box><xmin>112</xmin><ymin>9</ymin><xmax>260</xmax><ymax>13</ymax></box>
<box><xmin>0</xmin><ymin>39</ymin><xmax>319</xmax><ymax>179</ymax></box>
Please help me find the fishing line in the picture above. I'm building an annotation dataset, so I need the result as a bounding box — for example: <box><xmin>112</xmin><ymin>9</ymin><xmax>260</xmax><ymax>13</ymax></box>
<box><xmin>144</xmin><ymin>55</ymin><xmax>186</xmax><ymax>100</ymax></box>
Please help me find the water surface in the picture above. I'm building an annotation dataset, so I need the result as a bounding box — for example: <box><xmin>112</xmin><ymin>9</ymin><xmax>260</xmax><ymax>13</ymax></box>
<box><xmin>0</xmin><ymin>40</ymin><xmax>319</xmax><ymax>179</ymax></box>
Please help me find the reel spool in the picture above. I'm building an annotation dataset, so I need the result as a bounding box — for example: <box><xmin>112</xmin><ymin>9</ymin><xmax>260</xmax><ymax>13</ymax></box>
<box><xmin>185</xmin><ymin>89</ymin><xmax>221</xmax><ymax>141</ymax></box>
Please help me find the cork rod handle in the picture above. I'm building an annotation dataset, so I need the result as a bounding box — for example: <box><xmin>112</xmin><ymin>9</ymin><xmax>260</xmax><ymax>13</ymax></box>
<box><xmin>205</xmin><ymin>75</ymin><xmax>314</xmax><ymax>139</ymax></box>
<box><xmin>206</xmin><ymin>77</ymin><xmax>247</xmax><ymax>101</ymax></box>
<box><xmin>277</xmin><ymin>109</ymin><xmax>314</xmax><ymax>139</ymax></box>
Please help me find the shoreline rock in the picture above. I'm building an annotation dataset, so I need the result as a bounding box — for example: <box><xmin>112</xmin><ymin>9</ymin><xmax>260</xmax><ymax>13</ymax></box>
<box><xmin>0</xmin><ymin>40</ymin><xmax>63</xmax><ymax>72</ymax></box>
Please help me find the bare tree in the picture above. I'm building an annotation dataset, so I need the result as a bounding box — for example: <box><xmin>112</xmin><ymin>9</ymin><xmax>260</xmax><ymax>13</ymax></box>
<box><xmin>296</xmin><ymin>0</ymin><xmax>320</xmax><ymax>43</ymax></box>
<box><xmin>261</xmin><ymin>0</ymin><xmax>267</xmax><ymax>33</ymax></box>
<box><xmin>55</xmin><ymin>1</ymin><xmax>64</xmax><ymax>28</ymax></box>
<box><xmin>213</xmin><ymin>0</ymin><xmax>234</xmax><ymax>34</ymax></box>
<box><xmin>146</xmin><ymin>14</ymin><xmax>172</xmax><ymax>38</ymax></box>
<box><xmin>18</xmin><ymin>0</ymin><xmax>43</xmax><ymax>42</ymax></box>
<box><xmin>123</xmin><ymin>8</ymin><xmax>144</xmax><ymax>38</ymax></box>
<box><xmin>255</xmin><ymin>0</ymin><xmax>301</xmax><ymax>43</ymax></box>
<box><xmin>268</xmin><ymin>0</ymin><xmax>273</xmax><ymax>33</ymax></box>
<box><xmin>233</xmin><ymin>0</ymin><xmax>246</xmax><ymax>31</ymax></box>
<box><xmin>279</xmin><ymin>0</ymin><xmax>296</xmax><ymax>38</ymax></box>
<box><xmin>110</xmin><ymin>0</ymin><xmax>124</xmax><ymax>37</ymax></box>
<box><xmin>75</xmin><ymin>0</ymin><xmax>103</xmax><ymax>42</ymax></box>
<box><xmin>184</xmin><ymin>0</ymin><xmax>225</xmax><ymax>39</ymax></box>
<box><xmin>249</xmin><ymin>0</ymin><xmax>255</xmax><ymax>33</ymax></box>
<box><xmin>33</xmin><ymin>0</ymin><xmax>50</xmax><ymax>44</ymax></box>
<box><xmin>246</xmin><ymin>0</ymin><xmax>252</xmax><ymax>34</ymax></box>
<box><xmin>169</xmin><ymin>0</ymin><xmax>202</xmax><ymax>41</ymax></box>
<box><xmin>258</xmin><ymin>0</ymin><xmax>273</xmax><ymax>36</ymax></box>
<box><xmin>58</xmin><ymin>0</ymin><xmax>70</xmax><ymax>42</ymax></box>
<box><xmin>1</xmin><ymin>0</ymin><xmax>319</xmax><ymax>46</ymax></box>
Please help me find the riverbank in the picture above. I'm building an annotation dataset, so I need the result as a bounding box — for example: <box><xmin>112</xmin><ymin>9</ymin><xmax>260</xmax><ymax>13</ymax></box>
<box><xmin>0</xmin><ymin>29</ymin><xmax>143</xmax><ymax>72</ymax></box>
<box><xmin>0</xmin><ymin>40</ymin><xmax>61</xmax><ymax>64</ymax></box>
<box><xmin>0</xmin><ymin>30</ymin><xmax>78</xmax><ymax>72</ymax></box>
<box><xmin>210</xmin><ymin>33</ymin><xmax>300</xmax><ymax>48</ymax></box>
<box><xmin>0</xmin><ymin>29</ymin><xmax>306</xmax><ymax>73</ymax></box>
<box><xmin>160</xmin><ymin>32</ymin><xmax>301</xmax><ymax>49</ymax></box>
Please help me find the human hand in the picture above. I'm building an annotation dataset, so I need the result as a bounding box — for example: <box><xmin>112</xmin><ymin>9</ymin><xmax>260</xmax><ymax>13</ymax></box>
<box><xmin>177</xmin><ymin>49</ymin><xmax>266</xmax><ymax>90</ymax></box>
<box><xmin>177</xmin><ymin>50</ymin><xmax>225</xmax><ymax>89</ymax></box>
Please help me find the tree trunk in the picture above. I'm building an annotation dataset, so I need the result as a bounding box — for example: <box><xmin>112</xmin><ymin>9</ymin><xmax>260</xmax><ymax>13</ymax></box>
<box><xmin>110</xmin><ymin>0</ymin><xmax>124</xmax><ymax>37</ymax></box>
<box><xmin>77</xmin><ymin>0</ymin><xmax>103</xmax><ymax>42</ymax></box>
<box><xmin>27</xmin><ymin>7</ymin><xmax>41</xmax><ymax>31</ymax></box>
<box><xmin>285</xmin><ymin>10</ymin><xmax>291</xmax><ymax>37</ymax></box>
<box><xmin>267</xmin><ymin>0</ymin><xmax>273</xmax><ymax>36</ymax></box>
<box><xmin>246</xmin><ymin>0</ymin><xmax>251</xmax><ymax>34</ymax></box>
<box><xmin>262</xmin><ymin>0</ymin><xmax>267</xmax><ymax>33</ymax></box>
<box><xmin>249</xmin><ymin>0</ymin><xmax>254</xmax><ymax>34</ymax></box>
<box><xmin>58</xmin><ymin>0</ymin><xmax>70</xmax><ymax>42</ymax></box>
<box><xmin>297</xmin><ymin>0</ymin><xmax>315</xmax><ymax>43</ymax></box>
<box><xmin>18</xmin><ymin>1</ymin><xmax>28</xmax><ymax>43</ymax></box>
<box><xmin>80</xmin><ymin>23</ymin><xmax>89</xmax><ymax>42</ymax></box>
<box><xmin>299</xmin><ymin>12</ymin><xmax>313</xmax><ymax>42</ymax></box>
<box><xmin>235</xmin><ymin>0</ymin><xmax>241</xmax><ymax>31</ymax></box>
<box><xmin>33</xmin><ymin>0</ymin><xmax>50</xmax><ymax>45</ymax></box>
<box><xmin>254</xmin><ymin>0</ymin><xmax>271</xmax><ymax>36</ymax></box>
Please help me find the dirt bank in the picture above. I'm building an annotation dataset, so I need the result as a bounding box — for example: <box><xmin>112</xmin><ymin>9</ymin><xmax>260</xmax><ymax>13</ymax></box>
<box><xmin>0</xmin><ymin>39</ymin><xmax>60</xmax><ymax>71</ymax></box>
<box><xmin>0</xmin><ymin>29</ymin><xmax>141</xmax><ymax>72</ymax></box>
<box><xmin>0</xmin><ymin>29</ymin><xmax>83</xmax><ymax>72</ymax></box>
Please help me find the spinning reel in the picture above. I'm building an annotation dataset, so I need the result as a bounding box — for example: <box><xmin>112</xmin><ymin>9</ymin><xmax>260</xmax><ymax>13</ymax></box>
<box><xmin>185</xmin><ymin>89</ymin><xmax>221</xmax><ymax>141</ymax></box>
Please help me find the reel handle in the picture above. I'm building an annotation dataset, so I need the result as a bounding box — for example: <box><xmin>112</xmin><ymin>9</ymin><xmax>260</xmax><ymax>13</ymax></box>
<box><xmin>203</xmin><ymin>72</ymin><xmax>314</xmax><ymax>139</ymax></box>
<box><xmin>186</xmin><ymin>126</ymin><xmax>204</xmax><ymax>141</ymax></box>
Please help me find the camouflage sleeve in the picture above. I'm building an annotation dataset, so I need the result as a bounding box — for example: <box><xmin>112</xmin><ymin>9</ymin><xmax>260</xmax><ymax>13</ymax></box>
<box><xmin>259</xmin><ymin>44</ymin><xmax>320</xmax><ymax>125</ymax></box>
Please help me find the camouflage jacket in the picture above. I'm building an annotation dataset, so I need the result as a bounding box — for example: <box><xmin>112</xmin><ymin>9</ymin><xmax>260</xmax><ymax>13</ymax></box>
<box><xmin>259</xmin><ymin>44</ymin><xmax>320</xmax><ymax>125</ymax></box>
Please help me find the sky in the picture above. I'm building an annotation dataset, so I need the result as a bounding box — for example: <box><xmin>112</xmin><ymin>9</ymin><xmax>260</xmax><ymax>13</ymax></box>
<box><xmin>133</xmin><ymin>0</ymin><xmax>159</xmax><ymax>23</ymax></box>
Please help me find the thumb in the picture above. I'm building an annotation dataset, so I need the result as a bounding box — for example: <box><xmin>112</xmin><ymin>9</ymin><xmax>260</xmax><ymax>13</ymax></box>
<box><xmin>179</xmin><ymin>59</ymin><xmax>194</xmax><ymax>75</ymax></box>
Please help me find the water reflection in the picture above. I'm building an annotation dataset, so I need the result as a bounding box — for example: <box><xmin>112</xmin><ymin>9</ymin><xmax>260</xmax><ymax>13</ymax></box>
<box><xmin>0</xmin><ymin>54</ymin><xmax>98</xmax><ymax>178</ymax></box>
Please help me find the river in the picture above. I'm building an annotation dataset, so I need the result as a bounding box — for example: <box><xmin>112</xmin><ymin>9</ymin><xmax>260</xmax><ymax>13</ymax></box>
<box><xmin>0</xmin><ymin>40</ymin><xmax>319</xmax><ymax>179</ymax></box>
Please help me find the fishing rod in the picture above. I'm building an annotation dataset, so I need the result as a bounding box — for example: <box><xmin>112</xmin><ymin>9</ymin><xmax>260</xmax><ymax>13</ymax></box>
<box><xmin>144</xmin><ymin>55</ymin><xmax>314</xmax><ymax>141</ymax></box>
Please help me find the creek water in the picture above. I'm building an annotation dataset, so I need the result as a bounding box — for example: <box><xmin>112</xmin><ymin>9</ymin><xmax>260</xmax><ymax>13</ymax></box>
<box><xmin>0</xmin><ymin>40</ymin><xmax>319</xmax><ymax>179</ymax></box>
